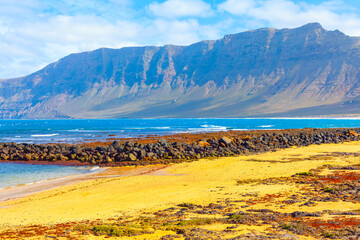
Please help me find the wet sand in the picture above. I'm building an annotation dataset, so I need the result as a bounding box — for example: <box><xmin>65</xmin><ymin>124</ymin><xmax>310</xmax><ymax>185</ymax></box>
<box><xmin>0</xmin><ymin>165</ymin><xmax>166</xmax><ymax>202</ymax></box>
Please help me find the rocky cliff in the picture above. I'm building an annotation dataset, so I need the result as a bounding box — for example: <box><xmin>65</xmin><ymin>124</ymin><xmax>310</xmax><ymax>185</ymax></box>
<box><xmin>1</xmin><ymin>23</ymin><xmax>360</xmax><ymax>119</ymax></box>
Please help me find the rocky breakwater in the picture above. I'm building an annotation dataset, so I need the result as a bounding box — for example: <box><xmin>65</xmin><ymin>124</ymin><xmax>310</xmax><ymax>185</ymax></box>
<box><xmin>0</xmin><ymin>128</ymin><xmax>359</xmax><ymax>166</ymax></box>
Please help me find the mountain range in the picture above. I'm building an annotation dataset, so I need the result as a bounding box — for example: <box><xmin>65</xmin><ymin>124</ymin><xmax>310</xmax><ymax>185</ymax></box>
<box><xmin>1</xmin><ymin>22</ymin><xmax>360</xmax><ymax>119</ymax></box>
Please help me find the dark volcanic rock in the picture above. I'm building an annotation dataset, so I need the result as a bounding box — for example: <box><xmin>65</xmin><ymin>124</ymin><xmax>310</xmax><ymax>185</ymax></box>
<box><xmin>128</xmin><ymin>153</ymin><xmax>137</xmax><ymax>161</ymax></box>
<box><xmin>219</xmin><ymin>137</ymin><xmax>232</xmax><ymax>147</ymax></box>
<box><xmin>0</xmin><ymin>128</ymin><xmax>359</xmax><ymax>166</ymax></box>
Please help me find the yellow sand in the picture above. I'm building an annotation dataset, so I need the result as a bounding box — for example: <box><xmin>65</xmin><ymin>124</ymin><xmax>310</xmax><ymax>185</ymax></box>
<box><xmin>0</xmin><ymin>141</ymin><xmax>359</xmax><ymax>227</ymax></box>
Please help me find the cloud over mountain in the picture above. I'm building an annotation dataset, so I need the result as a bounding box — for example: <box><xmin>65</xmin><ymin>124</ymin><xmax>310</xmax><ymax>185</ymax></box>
<box><xmin>1</xmin><ymin>23</ymin><xmax>360</xmax><ymax>119</ymax></box>
<box><xmin>2</xmin><ymin>0</ymin><xmax>360</xmax><ymax>80</ymax></box>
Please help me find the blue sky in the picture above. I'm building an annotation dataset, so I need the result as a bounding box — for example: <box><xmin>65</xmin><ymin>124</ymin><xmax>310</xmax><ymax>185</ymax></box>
<box><xmin>1</xmin><ymin>0</ymin><xmax>360</xmax><ymax>79</ymax></box>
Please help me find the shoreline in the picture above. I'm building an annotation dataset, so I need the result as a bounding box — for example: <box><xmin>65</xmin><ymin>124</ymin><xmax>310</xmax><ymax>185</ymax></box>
<box><xmin>0</xmin><ymin>128</ymin><xmax>359</xmax><ymax>167</ymax></box>
<box><xmin>0</xmin><ymin>127</ymin><xmax>359</xmax><ymax>205</ymax></box>
<box><xmin>1</xmin><ymin>140</ymin><xmax>360</xmax><ymax>238</ymax></box>
<box><xmin>0</xmin><ymin>164</ymin><xmax>167</xmax><ymax>203</ymax></box>
<box><xmin>0</xmin><ymin>137</ymin><xmax>360</xmax><ymax>240</ymax></box>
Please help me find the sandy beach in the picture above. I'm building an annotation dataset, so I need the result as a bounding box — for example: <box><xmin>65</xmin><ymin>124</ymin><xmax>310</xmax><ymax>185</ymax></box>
<box><xmin>0</xmin><ymin>165</ymin><xmax>166</xmax><ymax>202</ymax></box>
<box><xmin>0</xmin><ymin>140</ymin><xmax>359</xmax><ymax>239</ymax></box>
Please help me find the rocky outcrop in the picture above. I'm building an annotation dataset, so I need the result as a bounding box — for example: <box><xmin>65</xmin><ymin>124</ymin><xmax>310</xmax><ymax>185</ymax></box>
<box><xmin>0</xmin><ymin>128</ymin><xmax>359</xmax><ymax>166</ymax></box>
<box><xmin>1</xmin><ymin>23</ymin><xmax>360</xmax><ymax>118</ymax></box>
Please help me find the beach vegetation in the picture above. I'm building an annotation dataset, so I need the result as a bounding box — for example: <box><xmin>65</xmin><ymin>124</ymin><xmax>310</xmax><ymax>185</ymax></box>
<box><xmin>228</xmin><ymin>214</ymin><xmax>245</xmax><ymax>220</ymax></box>
<box><xmin>73</xmin><ymin>224</ymin><xmax>91</xmax><ymax>234</ymax></box>
<box><xmin>176</xmin><ymin>218</ymin><xmax>217</xmax><ymax>226</ymax></box>
<box><xmin>280</xmin><ymin>223</ymin><xmax>295</xmax><ymax>230</ymax></box>
<box><xmin>92</xmin><ymin>224</ymin><xmax>149</xmax><ymax>237</ymax></box>
<box><xmin>177</xmin><ymin>202</ymin><xmax>197</xmax><ymax>209</ymax></box>
<box><xmin>295</xmin><ymin>171</ymin><xmax>313</xmax><ymax>176</ymax></box>
<box><xmin>322</xmin><ymin>232</ymin><xmax>337</xmax><ymax>238</ymax></box>
<box><xmin>323</xmin><ymin>187</ymin><xmax>335</xmax><ymax>193</ymax></box>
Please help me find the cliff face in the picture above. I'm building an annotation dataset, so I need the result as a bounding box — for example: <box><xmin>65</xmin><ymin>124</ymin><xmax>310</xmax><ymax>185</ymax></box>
<box><xmin>1</xmin><ymin>23</ymin><xmax>360</xmax><ymax>119</ymax></box>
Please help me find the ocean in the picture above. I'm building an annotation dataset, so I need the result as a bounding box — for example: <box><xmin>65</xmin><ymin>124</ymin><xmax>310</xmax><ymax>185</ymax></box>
<box><xmin>0</xmin><ymin>118</ymin><xmax>360</xmax><ymax>144</ymax></box>
<box><xmin>1</xmin><ymin>118</ymin><xmax>360</xmax><ymax>188</ymax></box>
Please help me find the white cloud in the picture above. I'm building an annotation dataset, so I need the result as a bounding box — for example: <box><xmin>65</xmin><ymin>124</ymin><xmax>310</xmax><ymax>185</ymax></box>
<box><xmin>149</xmin><ymin>0</ymin><xmax>214</xmax><ymax>18</ymax></box>
<box><xmin>218</xmin><ymin>0</ymin><xmax>360</xmax><ymax>36</ymax></box>
<box><xmin>20</xmin><ymin>15</ymin><xmax>141</xmax><ymax>45</ymax></box>
<box><xmin>2</xmin><ymin>0</ymin><xmax>360</xmax><ymax>79</ymax></box>
<box><xmin>144</xmin><ymin>18</ymin><xmax>222</xmax><ymax>46</ymax></box>
<box><xmin>0</xmin><ymin>10</ymin><xmax>222</xmax><ymax>79</ymax></box>
<box><xmin>0</xmin><ymin>13</ymin><xmax>144</xmax><ymax>78</ymax></box>
<box><xmin>218</xmin><ymin>0</ymin><xmax>256</xmax><ymax>15</ymax></box>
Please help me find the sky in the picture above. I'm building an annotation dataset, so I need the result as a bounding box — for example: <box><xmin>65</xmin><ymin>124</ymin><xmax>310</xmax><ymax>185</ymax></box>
<box><xmin>2</xmin><ymin>0</ymin><xmax>360</xmax><ymax>79</ymax></box>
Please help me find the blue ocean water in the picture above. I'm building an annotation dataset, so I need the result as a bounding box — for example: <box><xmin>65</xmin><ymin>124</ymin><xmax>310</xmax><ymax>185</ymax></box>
<box><xmin>0</xmin><ymin>118</ymin><xmax>360</xmax><ymax>144</ymax></box>
<box><xmin>0</xmin><ymin>163</ymin><xmax>92</xmax><ymax>188</ymax></box>
<box><xmin>0</xmin><ymin>118</ymin><xmax>360</xmax><ymax>188</ymax></box>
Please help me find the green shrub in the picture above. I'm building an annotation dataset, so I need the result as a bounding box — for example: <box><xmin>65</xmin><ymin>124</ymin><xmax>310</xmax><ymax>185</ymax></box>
<box><xmin>280</xmin><ymin>224</ymin><xmax>294</xmax><ymax>230</ymax></box>
<box><xmin>177</xmin><ymin>203</ymin><xmax>196</xmax><ymax>209</ymax></box>
<box><xmin>322</xmin><ymin>232</ymin><xmax>336</xmax><ymax>238</ymax></box>
<box><xmin>176</xmin><ymin>218</ymin><xmax>216</xmax><ymax>226</ymax></box>
<box><xmin>92</xmin><ymin>225</ymin><xmax>146</xmax><ymax>237</ymax></box>
<box><xmin>324</xmin><ymin>187</ymin><xmax>335</xmax><ymax>193</ymax></box>
<box><xmin>295</xmin><ymin>172</ymin><xmax>313</xmax><ymax>176</ymax></box>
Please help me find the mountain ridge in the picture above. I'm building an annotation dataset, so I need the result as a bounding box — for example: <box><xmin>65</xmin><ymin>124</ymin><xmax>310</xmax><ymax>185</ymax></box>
<box><xmin>1</xmin><ymin>23</ymin><xmax>360</xmax><ymax>119</ymax></box>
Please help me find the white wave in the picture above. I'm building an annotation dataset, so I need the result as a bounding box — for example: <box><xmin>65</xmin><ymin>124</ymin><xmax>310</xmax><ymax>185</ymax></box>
<box><xmin>149</xmin><ymin>127</ymin><xmax>171</xmax><ymax>129</ymax></box>
<box><xmin>90</xmin><ymin>166</ymin><xmax>100</xmax><ymax>171</ymax></box>
<box><xmin>188</xmin><ymin>125</ymin><xmax>228</xmax><ymax>133</ymax></box>
<box><xmin>200</xmin><ymin>124</ymin><xmax>227</xmax><ymax>130</ymax></box>
<box><xmin>66</xmin><ymin>129</ymin><xmax>82</xmax><ymax>132</ymax></box>
<box><xmin>124</xmin><ymin>127</ymin><xmax>171</xmax><ymax>130</ymax></box>
<box><xmin>31</xmin><ymin>133</ymin><xmax>59</xmax><ymax>137</ymax></box>
<box><xmin>66</xmin><ymin>129</ymin><xmax>124</xmax><ymax>133</ymax></box>
<box><xmin>258</xmin><ymin>125</ymin><xmax>275</xmax><ymax>128</ymax></box>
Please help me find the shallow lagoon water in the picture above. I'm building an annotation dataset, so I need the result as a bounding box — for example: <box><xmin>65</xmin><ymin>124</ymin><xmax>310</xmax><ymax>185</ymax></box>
<box><xmin>0</xmin><ymin>162</ymin><xmax>91</xmax><ymax>189</ymax></box>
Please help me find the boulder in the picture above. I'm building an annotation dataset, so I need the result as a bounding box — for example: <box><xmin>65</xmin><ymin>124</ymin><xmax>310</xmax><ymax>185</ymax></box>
<box><xmin>139</xmin><ymin>149</ymin><xmax>146</xmax><ymax>159</ymax></box>
<box><xmin>24</xmin><ymin>154</ymin><xmax>32</xmax><ymax>161</ymax></box>
<box><xmin>105</xmin><ymin>156</ymin><xmax>113</xmax><ymax>163</ymax></box>
<box><xmin>198</xmin><ymin>141</ymin><xmax>210</xmax><ymax>147</ymax></box>
<box><xmin>128</xmin><ymin>153</ymin><xmax>137</xmax><ymax>161</ymax></box>
<box><xmin>71</xmin><ymin>146</ymin><xmax>82</xmax><ymax>154</ymax></box>
<box><xmin>219</xmin><ymin>137</ymin><xmax>232</xmax><ymax>146</ymax></box>
<box><xmin>108</xmin><ymin>145</ymin><xmax>116</xmax><ymax>153</ymax></box>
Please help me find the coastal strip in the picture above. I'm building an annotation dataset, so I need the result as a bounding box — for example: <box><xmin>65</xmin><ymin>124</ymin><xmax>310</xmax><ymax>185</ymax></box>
<box><xmin>0</xmin><ymin>165</ymin><xmax>166</xmax><ymax>202</ymax></box>
<box><xmin>1</xmin><ymin>140</ymin><xmax>360</xmax><ymax>238</ymax></box>
<box><xmin>0</xmin><ymin>128</ymin><xmax>359</xmax><ymax>166</ymax></box>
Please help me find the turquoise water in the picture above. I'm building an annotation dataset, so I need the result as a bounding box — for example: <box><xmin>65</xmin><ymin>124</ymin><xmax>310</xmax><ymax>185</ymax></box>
<box><xmin>0</xmin><ymin>118</ymin><xmax>360</xmax><ymax>144</ymax></box>
<box><xmin>0</xmin><ymin>163</ymin><xmax>92</xmax><ymax>188</ymax></box>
